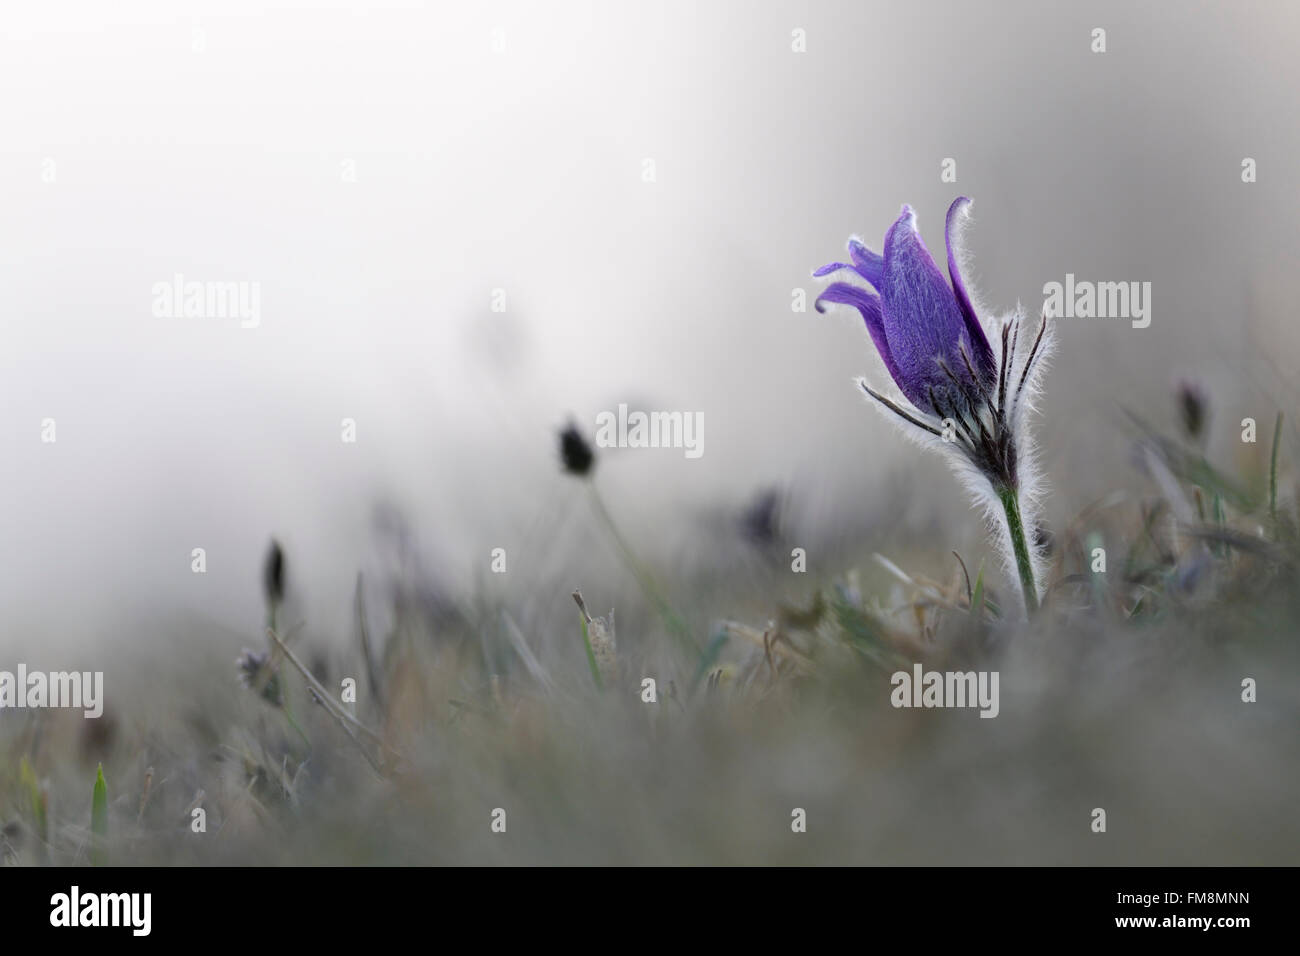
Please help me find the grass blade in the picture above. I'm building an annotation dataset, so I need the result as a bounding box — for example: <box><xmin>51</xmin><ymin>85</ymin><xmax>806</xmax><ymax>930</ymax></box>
<box><xmin>573</xmin><ymin>591</ymin><xmax>603</xmax><ymax>690</ymax></box>
<box><xmin>20</xmin><ymin>757</ymin><xmax>48</xmax><ymax>863</ymax></box>
<box><xmin>91</xmin><ymin>763</ymin><xmax>108</xmax><ymax>866</ymax></box>
<box><xmin>1270</xmin><ymin>411</ymin><xmax>1283</xmax><ymax>525</ymax></box>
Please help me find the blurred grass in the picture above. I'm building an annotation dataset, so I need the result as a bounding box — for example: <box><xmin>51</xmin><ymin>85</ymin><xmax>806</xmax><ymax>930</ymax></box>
<box><xmin>90</xmin><ymin>764</ymin><xmax>107</xmax><ymax>866</ymax></box>
<box><xmin>2</xmin><ymin>408</ymin><xmax>1299</xmax><ymax>865</ymax></box>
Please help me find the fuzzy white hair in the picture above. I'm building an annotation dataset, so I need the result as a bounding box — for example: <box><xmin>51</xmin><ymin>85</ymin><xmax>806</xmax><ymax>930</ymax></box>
<box><xmin>856</xmin><ymin>308</ymin><xmax>1055</xmax><ymax>617</ymax></box>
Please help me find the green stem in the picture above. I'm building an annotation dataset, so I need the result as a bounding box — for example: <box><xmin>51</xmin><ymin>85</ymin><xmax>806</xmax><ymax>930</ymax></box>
<box><xmin>1269</xmin><ymin>411</ymin><xmax>1283</xmax><ymax>525</ymax></box>
<box><xmin>997</xmin><ymin>485</ymin><xmax>1039</xmax><ymax>614</ymax></box>
<box><xmin>281</xmin><ymin>696</ymin><xmax>312</xmax><ymax>749</ymax></box>
<box><xmin>587</xmin><ymin>482</ymin><xmax>700</xmax><ymax>658</ymax></box>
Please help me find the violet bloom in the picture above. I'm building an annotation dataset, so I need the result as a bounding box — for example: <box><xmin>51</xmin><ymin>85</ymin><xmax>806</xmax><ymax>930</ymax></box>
<box><xmin>814</xmin><ymin>198</ymin><xmax>1052</xmax><ymax>613</ymax></box>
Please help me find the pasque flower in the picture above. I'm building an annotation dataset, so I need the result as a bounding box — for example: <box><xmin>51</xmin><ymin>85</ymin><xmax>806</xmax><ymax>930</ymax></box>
<box><xmin>815</xmin><ymin>198</ymin><xmax>1052</xmax><ymax>614</ymax></box>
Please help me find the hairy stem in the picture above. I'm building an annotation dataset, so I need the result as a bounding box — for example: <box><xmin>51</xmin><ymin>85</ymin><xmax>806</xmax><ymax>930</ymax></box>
<box><xmin>997</xmin><ymin>485</ymin><xmax>1039</xmax><ymax>614</ymax></box>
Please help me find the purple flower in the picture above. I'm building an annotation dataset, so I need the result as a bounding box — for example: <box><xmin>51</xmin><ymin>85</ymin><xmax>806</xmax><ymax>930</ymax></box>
<box><xmin>814</xmin><ymin>198</ymin><xmax>1050</xmax><ymax>494</ymax></box>
<box><xmin>815</xmin><ymin>198</ymin><xmax>995</xmax><ymax>415</ymax></box>
<box><xmin>813</xmin><ymin>198</ymin><xmax>1054</xmax><ymax>614</ymax></box>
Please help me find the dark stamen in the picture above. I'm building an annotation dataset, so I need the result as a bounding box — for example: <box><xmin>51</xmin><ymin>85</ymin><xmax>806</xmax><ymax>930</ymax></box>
<box><xmin>1013</xmin><ymin>313</ymin><xmax>1049</xmax><ymax>407</ymax></box>
<box><xmin>927</xmin><ymin>385</ymin><xmax>978</xmax><ymax>448</ymax></box>
<box><xmin>958</xmin><ymin>341</ymin><xmax>994</xmax><ymax>411</ymax></box>
<box><xmin>935</xmin><ymin>360</ymin><xmax>991</xmax><ymax>445</ymax></box>
<box><xmin>996</xmin><ymin>320</ymin><xmax>1013</xmax><ymax>413</ymax></box>
<box><xmin>860</xmin><ymin>381</ymin><xmax>943</xmax><ymax>436</ymax></box>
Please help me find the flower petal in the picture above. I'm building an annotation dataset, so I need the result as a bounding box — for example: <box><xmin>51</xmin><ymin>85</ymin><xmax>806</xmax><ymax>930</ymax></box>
<box><xmin>815</xmin><ymin>238</ymin><xmax>884</xmax><ymax>286</ymax></box>
<box><xmin>944</xmin><ymin>197</ymin><xmax>996</xmax><ymax>384</ymax></box>
<box><xmin>815</xmin><ymin>282</ymin><xmax>904</xmax><ymax>386</ymax></box>
<box><xmin>847</xmin><ymin>239</ymin><xmax>884</xmax><ymax>285</ymax></box>
<box><xmin>878</xmin><ymin>205</ymin><xmax>978</xmax><ymax>411</ymax></box>
<box><xmin>813</xmin><ymin>261</ymin><xmax>854</xmax><ymax>278</ymax></box>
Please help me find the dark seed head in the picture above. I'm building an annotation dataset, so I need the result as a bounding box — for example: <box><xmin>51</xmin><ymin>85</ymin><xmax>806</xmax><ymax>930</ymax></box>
<box><xmin>263</xmin><ymin>539</ymin><xmax>286</xmax><ymax>606</ymax></box>
<box><xmin>1177</xmin><ymin>380</ymin><xmax>1208</xmax><ymax>441</ymax></box>
<box><xmin>559</xmin><ymin>422</ymin><xmax>595</xmax><ymax>476</ymax></box>
<box><xmin>740</xmin><ymin>487</ymin><xmax>783</xmax><ymax>546</ymax></box>
<box><xmin>237</xmin><ymin>648</ymin><xmax>284</xmax><ymax>708</ymax></box>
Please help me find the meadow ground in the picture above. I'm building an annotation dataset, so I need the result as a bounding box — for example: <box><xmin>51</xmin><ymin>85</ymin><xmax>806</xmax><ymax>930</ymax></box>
<box><xmin>2</xmin><ymin>412</ymin><xmax>1298</xmax><ymax>866</ymax></box>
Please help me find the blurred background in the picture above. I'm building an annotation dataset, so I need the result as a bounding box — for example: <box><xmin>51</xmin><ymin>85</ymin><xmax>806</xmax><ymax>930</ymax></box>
<box><xmin>1</xmin><ymin>0</ymin><xmax>1298</xmax><ymax>660</ymax></box>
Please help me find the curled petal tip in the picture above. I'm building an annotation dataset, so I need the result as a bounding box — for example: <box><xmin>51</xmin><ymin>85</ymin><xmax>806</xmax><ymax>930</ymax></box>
<box><xmin>812</xmin><ymin>290</ymin><xmax>839</xmax><ymax>313</ymax></box>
